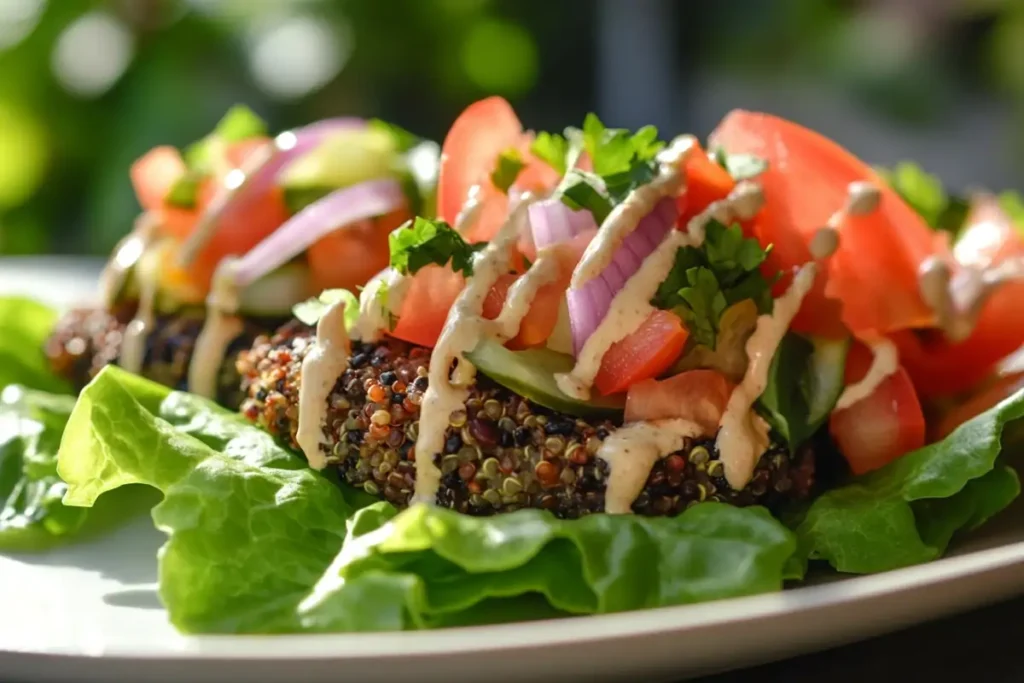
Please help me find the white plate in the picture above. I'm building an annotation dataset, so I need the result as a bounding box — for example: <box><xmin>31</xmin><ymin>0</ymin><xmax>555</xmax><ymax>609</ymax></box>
<box><xmin>3</xmin><ymin>257</ymin><xmax>1024</xmax><ymax>683</ymax></box>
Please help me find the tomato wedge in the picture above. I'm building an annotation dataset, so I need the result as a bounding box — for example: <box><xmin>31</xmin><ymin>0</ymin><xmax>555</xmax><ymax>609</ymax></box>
<box><xmin>829</xmin><ymin>341</ymin><xmax>925</xmax><ymax>475</ymax></box>
<box><xmin>388</xmin><ymin>265</ymin><xmax>467</xmax><ymax>348</ymax></box>
<box><xmin>676</xmin><ymin>143</ymin><xmax>735</xmax><ymax>228</ymax></box>
<box><xmin>892</xmin><ymin>197</ymin><xmax>1024</xmax><ymax>398</ymax></box>
<box><xmin>593</xmin><ymin>309</ymin><xmax>689</xmax><ymax>396</ymax></box>
<box><xmin>624</xmin><ymin>369</ymin><xmax>733</xmax><ymax>433</ymax></box>
<box><xmin>436</xmin><ymin>97</ymin><xmax>559</xmax><ymax>243</ymax></box>
<box><xmin>710</xmin><ymin>110</ymin><xmax>944</xmax><ymax>337</ymax></box>
<box><xmin>930</xmin><ymin>371</ymin><xmax>1024</xmax><ymax>441</ymax></box>
<box><xmin>307</xmin><ymin>208</ymin><xmax>410</xmax><ymax>293</ymax></box>
<box><xmin>131</xmin><ymin>146</ymin><xmax>187</xmax><ymax>212</ymax></box>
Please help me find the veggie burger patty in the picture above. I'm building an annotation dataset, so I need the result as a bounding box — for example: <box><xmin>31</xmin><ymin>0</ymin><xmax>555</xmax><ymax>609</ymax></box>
<box><xmin>237</xmin><ymin>323</ymin><xmax>817</xmax><ymax>518</ymax></box>
<box><xmin>44</xmin><ymin>306</ymin><xmax>271</xmax><ymax>408</ymax></box>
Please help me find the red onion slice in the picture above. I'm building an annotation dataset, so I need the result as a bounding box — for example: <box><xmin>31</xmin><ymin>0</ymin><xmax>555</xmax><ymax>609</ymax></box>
<box><xmin>566</xmin><ymin>197</ymin><xmax>679</xmax><ymax>355</ymax></box>
<box><xmin>528</xmin><ymin>198</ymin><xmax>598</xmax><ymax>251</ymax></box>
<box><xmin>231</xmin><ymin>178</ymin><xmax>405</xmax><ymax>289</ymax></box>
<box><xmin>178</xmin><ymin>118</ymin><xmax>368</xmax><ymax>267</ymax></box>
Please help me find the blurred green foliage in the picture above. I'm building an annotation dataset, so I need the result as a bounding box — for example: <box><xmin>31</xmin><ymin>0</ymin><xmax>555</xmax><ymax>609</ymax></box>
<box><xmin>1</xmin><ymin>0</ymin><xmax>1023</xmax><ymax>258</ymax></box>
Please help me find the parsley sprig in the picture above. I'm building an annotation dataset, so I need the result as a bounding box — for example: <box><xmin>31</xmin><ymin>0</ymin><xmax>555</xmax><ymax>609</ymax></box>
<box><xmin>388</xmin><ymin>217</ymin><xmax>484</xmax><ymax>277</ymax></box>
<box><xmin>652</xmin><ymin>219</ymin><xmax>776</xmax><ymax>348</ymax></box>
<box><xmin>531</xmin><ymin>113</ymin><xmax>667</xmax><ymax>223</ymax></box>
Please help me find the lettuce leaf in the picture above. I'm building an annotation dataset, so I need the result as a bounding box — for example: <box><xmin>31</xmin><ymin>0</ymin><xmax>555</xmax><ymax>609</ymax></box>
<box><xmin>0</xmin><ymin>296</ymin><xmax>70</xmax><ymax>394</ymax></box>
<box><xmin>795</xmin><ymin>389</ymin><xmax>1024</xmax><ymax>574</ymax></box>
<box><xmin>297</xmin><ymin>502</ymin><xmax>797</xmax><ymax>632</ymax></box>
<box><xmin>58</xmin><ymin>366</ymin><xmax>359</xmax><ymax>633</ymax></box>
<box><xmin>57</xmin><ymin>366</ymin><xmax>799</xmax><ymax>633</ymax></box>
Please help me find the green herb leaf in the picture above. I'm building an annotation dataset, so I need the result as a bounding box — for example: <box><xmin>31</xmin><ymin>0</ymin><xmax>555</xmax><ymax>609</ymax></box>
<box><xmin>795</xmin><ymin>388</ymin><xmax>1024</xmax><ymax>573</ymax></box>
<box><xmin>0</xmin><ymin>297</ymin><xmax>70</xmax><ymax>395</ymax></box>
<box><xmin>879</xmin><ymin>162</ymin><xmax>968</xmax><ymax>234</ymax></box>
<box><xmin>214</xmin><ymin>104</ymin><xmax>268</xmax><ymax>143</ymax></box>
<box><xmin>388</xmin><ymin>217</ymin><xmax>483</xmax><ymax>277</ymax></box>
<box><xmin>999</xmin><ymin>191</ymin><xmax>1024</xmax><ymax>234</ymax></box>
<box><xmin>557</xmin><ymin>170</ymin><xmax>613</xmax><ymax>223</ymax></box>
<box><xmin>757</xmin><ymin>334</ymin><xmax>849</xmax><ymax>448</ymax></box>
<box><xmin>530</xmin><ymin>132</ymin><xmax>570</xmax><ymax>176</ymax></box>
<box><xmin>292</xmin><ymin>289</ymin><xmax>359</xmax><ymax>330</ymax></box>
<box><xmin>651</xmin><ymin>220</ymin><xmax>776</xmax><ymax>347</ymax></box>
<box><xmin>490</xmin><ymin>148</ymin><xmax>526</xmax><ymax>193</ymax></box>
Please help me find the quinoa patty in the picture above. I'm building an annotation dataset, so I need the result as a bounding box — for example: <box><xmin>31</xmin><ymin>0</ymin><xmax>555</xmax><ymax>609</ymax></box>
<box><xmin>237</xmin><ymin>326</ymin><xmax>816</xmax><ymax>518</ymax></box>
<box><xmin>44</xmin><ymin>306</ymin><xmax>272</xmax><ymax>408</ymax></box>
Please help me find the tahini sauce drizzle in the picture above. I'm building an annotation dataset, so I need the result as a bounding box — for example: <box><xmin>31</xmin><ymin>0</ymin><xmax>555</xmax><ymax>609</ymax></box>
<box><xmin>599</xmin><ymin>419</ymin><xmax>704</xmax><ymax>514</ymax></box>
<box><xmin>97</xmin><ymin>212</ymin><xmax>159</xmax><ymax>310</ymax></box>
<box><xmin>571</xmin><ymin>135</ymin><xmax>696</xmax><ymax>288</ymax></box>
<box><xmin>296</xmin><ymin>298</ymin><xmax>352</xmax><ymax>470</ymax></box>
<box><xmin>835</xmin><ymin>339</ymin><xmax>898</xmax><ymax>411</ymax></box>
<box><xmin>188</xmin><ymin>258</ymin><xmax>244</xmax><ymax>399</ymax></box>
<box><xmin>716</xmin><ymin>263</ymin><xmax>817</xmax><ymax>489</ymax></box>
<box><xmin>411</xmin><ymin>200</ymin><xmax>540</xmax><ymax>503</ymax></box>
<box><xmin>919</xmin><ymin>256</ymin><xmax>1024</xmax><ymax>343</ymax></box>
<box><xmin>119</xmin><ymin>244</ymin><xmax>163</xmax><ymax>375</ymax></box>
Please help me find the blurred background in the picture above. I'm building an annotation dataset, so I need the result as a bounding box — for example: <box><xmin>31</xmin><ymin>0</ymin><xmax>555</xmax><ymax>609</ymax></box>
<box><xmin>0</xmin><ymin>0</ymin><xmax>1022</xmax><ymax>258</ymax></box>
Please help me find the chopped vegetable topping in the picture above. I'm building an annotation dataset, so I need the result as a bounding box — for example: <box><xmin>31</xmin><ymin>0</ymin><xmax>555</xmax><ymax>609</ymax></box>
<box><xmin>292</xmin><ymin>289</ymin><xmax>359</xmax><ymax>331</ymax></box>
<box><xmin>529</xmin><ymin>131</ymin><xmax>571</xmax><ymax>176</ymax></box>
<box><xmin>878</xmin><ymin>161</ymin><xmax>968</xmax><ymax>234</ymax></box>
<box><xmin>712</xmin><ymin>147</ymin><xmax>768</xmax><ymax>182</ymax></box>
<box><xmin>652</xmin><ymin>219</ymin><xmax>776</xmax><ymax>348</ymax></box>
<box><xmin>388</xmin><ymin>217</ymin><xmax>484</xmax><ymax>277</ymax></box>
<box><xmin>490</xmin><ymin>148</ymin><xmax>526</xmax><ymax>193</ymax></box>
<box><xmin>184</xmin><ymin>104</ymin><xmax>268</xmax><ymax>173</ymax></box>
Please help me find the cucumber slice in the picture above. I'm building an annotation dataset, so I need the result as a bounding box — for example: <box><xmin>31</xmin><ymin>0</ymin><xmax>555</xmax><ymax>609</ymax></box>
<box><xmin>280</xmin><ymin>127</ymin><xmax>398</xmax><ymax>192</ymax></box>
<box><xmin>806</xmin><ymin>335</ymin><xmax>850</xmax><ymax>428</ymax></box>
<box><xmin>238</xmin><ymin>262</ymin><xmax>315</xmax><ymax>317</ymax></box>
<box><xmin>465</xmin><ymin>339</ymin><xmax>625</xmax><ymax>419</ymax></box>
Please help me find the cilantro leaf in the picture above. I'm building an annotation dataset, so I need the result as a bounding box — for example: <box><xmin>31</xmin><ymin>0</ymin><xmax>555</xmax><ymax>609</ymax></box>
<box><xmin>677</xmin><ymin>267</ymin><xmax>728</xmax><ymax>348</ymax></box>
<box><xmin>557</xmin><ymin>171</ymin><xmax>613</xmax><ymax>223</ymax></box>
<box><xmin>878</xmin><ymin>162</ymin><xmax>968</xmax><ymax>234</ymax></box>
<box><xmin>388</xmin><ymin>217</ymin><xmax>483</xmax><ymax>277</ymax></box>
<box><xmin>544</xmin><ymin>114</ymin><xmax>668</xmax><ymax>221</ymax></box>
<box><xmin>490</xmin><ymin>148</ymin><xmax>526</xmax><ymax>193</ymax></box>
<box><xmin>652</xmin><ymin>220</ymin><xmax>776</xmax><ymax>348</ymax></box>
<box><xmin>530</xmin><ymin>132</ymin><xmax>570</xmax><ymax>176</ymax></box>
<box><xmin>292</xmin><ymin>289</ymin><xmax>359</xmax><ymax>330</ymax></box>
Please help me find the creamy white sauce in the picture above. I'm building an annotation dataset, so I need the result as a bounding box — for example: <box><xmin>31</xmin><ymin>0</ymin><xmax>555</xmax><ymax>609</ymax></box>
<box><xmin>599</xmin><ymin>419</ymin><xmax>704</xmax><ymax>514</ymax></box>
<box><xmin>571</xmin><ymin>135</ymin><xmax>696</xmax><ymax>288</ymax></box>
<box><xmin>353</xmin><ymin>267</ymin><xmax>411</xmax><ymax>342</ymax></box>
<box><xmin>684</xmin><ymin>180</ymin><xmax>765</xmax><ymax>242</ymax></box>
<box><xmin>119</xmin><ymin>245</ymin><xmax>163</xmax><ymax>375</ymax></box>
<box><xmin>834</xmin><ymin>338</ymin><xmax>898</xmax><ymax>411</ymax></box>
<box><xmin>296</xmin><ymin>298</ymin><xmax>352</xmax><ymax>470</ymax></box>
<box><xmin>556</xmin><ymin>229</ymin><xmax>696</xmax><ymax>400</ymax></box>
<box><xmin>489</xmin><ymin>248</ymin><xmax>560</xmax><ymax>340</ymax></box>
<box><xmin>98</xmin><ymin>212</ymin><xmax>159</xmax><ymax>310</ymax></box>
<box><xmin>188</xmin><ymin>258</ymin><xmax>243</xmax><ymax>399</ymax></box>
<box><xmin>412</xmin><ymin>200</ymin><xmax>535</xmax><ymax>503</ymax></box>
<box><xmin>716</xmin><ymin>263</ymin><xmax>817</xmax><ymax>489</ymax></box>
<box><xmin>919</xmin><ymin>255</ymin><xmax>1024</xmax><ymax>343</ymax></box>
<box><xmin>454</xmin><ymin>184</ymin><xmax>484</xmax><ymax>235</ymax></box>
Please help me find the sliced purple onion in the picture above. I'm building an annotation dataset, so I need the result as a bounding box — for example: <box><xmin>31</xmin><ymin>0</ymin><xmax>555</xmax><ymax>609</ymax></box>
<box><xmin>177</xmin><ymin>118</ymin><xmax>368</xmax><ymax>267</ymax></box>
<box><xmin>566</xmin><ymin>197</ymin><xmax>679</xmax><ymax>355</ymax></box>
<box><xmin>527</xmin><ymin>198</ymin><xmax>598</xmax><ymax>251</ymax></box>
<box><xmin>231</xmin><ymin>178</ymin><xmax>405</xmax><ymax>289</ymax></box>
